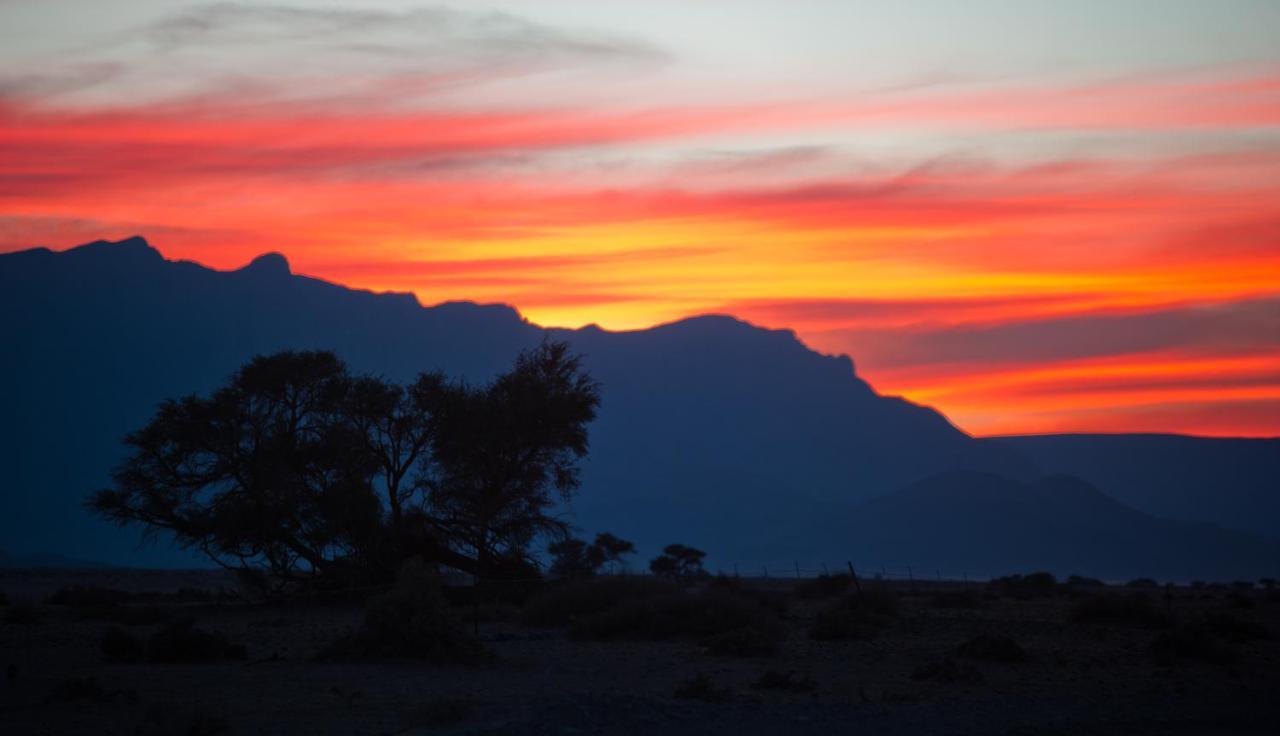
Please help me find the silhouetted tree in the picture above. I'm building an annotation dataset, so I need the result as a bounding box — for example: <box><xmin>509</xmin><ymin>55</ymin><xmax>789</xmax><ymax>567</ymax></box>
<box><xmin>427</xmin><ymin>342</ymin><xmax>600</xmax><ymax>574</ymax></box>
<box><xmin>649</xmin><ymin>544</ymin><xmax>707</xmax><ymax>579</ymax></box>
<box><xmin>90</xmin><ymin>351</ymin><xmax>381</xmax><ymax>589</ymax></box>
<box><xmin>91</xmin><ymin>342</ymin><xmax>600</xmax><ymax>589</ymax></box>
<box><xmin>548</xmin><ymin>532</ymin><xmax>636</xmax><ymax>578</ymax></box>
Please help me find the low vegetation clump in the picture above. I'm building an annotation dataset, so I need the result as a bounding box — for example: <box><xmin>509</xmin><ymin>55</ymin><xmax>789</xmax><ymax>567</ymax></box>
<box><xmin>100</xmin><ymin>626</ymin><xmax>146</xmax><ymax>663</ymax></box>
<box><xmin>46</xmin><ymin>586</ymin><xmax>135</xmax><ymax>607</ymax></box>
<box><xmin>702</xmin><ymin>626</ymin><xmax>778</xmax><ymax>657</ymax></box>
<box><xmin>673</xmin><ymin>673</ymin><xmax>731</xmax><ymax>702</ymax></box>
<box><xmin>794</xmin><ymin>574</ymin><xmax>852</xmax><ymax>599</ymax></box>
<box><xmin>3</xmin><ymin>602</ymin><xmax>42</xmax><ymax>625</ymax></box>
<box><xmin>0</xmin><ymin>590</ymin><xmax>9</xmax><ymax>606</ymax></box>
<box><xmin>751</xmin><ymin>669</ymin><xmax>817</xmax><ymax>693</ymax></box>
<box><xmin>1125</xmin><ymin>578</ymin><xmax>1159</xmax><ymax>589</ymax></box>
<box><xmin>403</xmin><ymin>698</ymin><xmax>475</xmax><ymax>730</ymax></box>
<box><xmin>571</xmin><ymin>587</ymin><xmax>781</xmax><ymax>643</ymax></box>
<box><xmin>955</xmin><ymin>634</ymin><xmax>1028</xmax><ymax>662</ymax></box>
<box><xmin>931</xmin><ymin>589</ymin><xmax>984</xmax><ymax>609</ymax></box>
<box><xmin>1069</xmin><ymin>593</ymin><xmax>1171</xmax><ymax>629</ymax></box>
<box><xmin>987</xmin><ymin>572</ymin><xmax>1059</xmax><ymax>599</ymax></box>
<box><xmin>327</xmin><ymin>560</ymin><xmax>483</xmax><ymax>663</ymax></box>
<box><xmin>1065</xmin><ymin>575</ymin><xmax>1106</xmax><ymax>588</ymax></box>
<box><xmin>808</xmin><ymin>588</ymin><xmax>899</xmax><ymax>641</ymax></box>
<box><xmin>146</xmin><ymin>620</ymin><xmax>247</xmax><ymax>663</ymax></box>
<box><xmin>522</xmin><ymin>576</ymin><xmax>677</xmax><ymax>627</ymax></box>
<box><xmin>910</xmin><ymin>657</ymin><xmax>984</xmax><ymax>684</ymax></box>
<box><xmin>1150</xmin><ymin>625</ymin><xmax>1236</xmax><ymax>665</ymax></box>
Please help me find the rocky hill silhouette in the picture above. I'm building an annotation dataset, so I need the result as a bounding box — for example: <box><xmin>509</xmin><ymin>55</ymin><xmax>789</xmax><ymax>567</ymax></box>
<box><xmin>1</xmin><ymin>237</ymin><xmax>1274</xmax><ymax>578</ymax></box>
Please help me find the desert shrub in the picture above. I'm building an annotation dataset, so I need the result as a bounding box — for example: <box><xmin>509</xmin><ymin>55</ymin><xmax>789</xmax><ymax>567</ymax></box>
<box><xmin>0</xmin><ymin>590</ymin><xmax>8</xmax><ymax>606</ymax></box>
<box><xmin>147</xmin><ymin>620</ymin><xmax>246</xmax><ymax>663</ymax></box>
<box><xmin>3</xmin><ymin>602</ymin><xmax>42</xmax><ymax>625</ymax></box>
<box><xmin>1225</xmin><ymin>591</ymin><xmax>1256</xmax><ymax>609</ymax></box>
<box><xmin>702</xmin><ymin>626</ymin><xmax>777</xmax><ymax>657</ymax></box>
<box><xmin>101</xmin><ymin>626</ymin><xmax>146</xmax><ymax>663</ymax></box>
<box><xmin>47</xmin><ymin>586</ymin><xmax>135</xmax><ymax>607</ymax></box>
<box><xmin>1150</xmin><ymin>626</ymin><xmax>1236</xmax><ymax>665</ymax></box>
<box><xmin>910</xmin><ymin>658</ymin><xmax>984</xmax><ymax>684</ymax></box>
<box><xmin>795</xmin><ymin>574</ymin><xmax>852</xmax><ymax>599</ymax></box>
<box><xmin>135</xmin><ymin>705</ymin><xmax>229</xmax><ymax>736</ymax></box>
<box><xmin>931</xmin><ymin>589</ymin><xmax>983</xmax><ymax>609</ymax></box>
<box><xmin>955</xmin><ymin>634</ymin><xmax>1028</xmax><ymax>662</ymax></box>
<box><xmin>336</xmin><ymin>561</ymin><xmax>482</xmax><ymax>663</ymax></box>
<box><xmin>988</xmin><ymin>572</ymin><xmax>1058</xmax><ymax>599</ymax></box>
<box><xmin>548</xmin><ymin>532</ymin><xmax>635</xmax><ymax>578</ymax></box>
<box><xmin>1069</xmin><ymin>593</ymin><xmax>1171</xmax><ymax>629</ymax></box>
<box><xmin>404</xmin><ymin>698</ymin><xmax>474</xmax><ymax>729</ymax></box>
<box><xmin>649</xmin><ymin>544</ymin><xmax>708</xmax><ymax>579</ymax></box>
<box><xmin>751</xmin><ymin>669</ymin><xmax>816</xmax><ymax>693</ymax></box>
<box><xmin>1125</xmin><ymin>577</ymin><xmax>1159</xmax><ymax>589</ymax></box>
<box><xmin>673</xmin><ymin>673</ymin><xmax>730</xmax><ymax>702</ymax></box>
<box><xmin>523</xmin><ymin>576</ymin><xmax>676</xmax><ymax>627</ymax></box>
<box><xmin>572</xmin><ymin>588</ymin><xmax>780</xmax><ymax>643</ymax></box>
<box><xmin>1065</xmin><ymin>575</ymin><xmax>1105</xmax><ymax>588</ymax></box>
<box><xmin>80</xmin><ymin>604</ymin><xmax>174</xmax><ymax>626</ymax></box>
<box><xmin>49</xmin><ymin>677</ymin><xmax>105</xmax><ymax>702</ymax></box>
<box><xmin>809</xmin><ymin>589</ymin><xmax>899</xmax><ymax>641</ymax></box>
<box><xmin>1196</xmin><ymin>612</ymin><xmax>1269</xmax><ymax>642</ymax></box>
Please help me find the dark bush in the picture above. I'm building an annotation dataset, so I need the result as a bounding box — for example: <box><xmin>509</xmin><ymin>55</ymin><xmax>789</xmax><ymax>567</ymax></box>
<box><xmin>47</xmin><ymin>586</ymin><xmax>134</xmax><ymax>607</ymax></box>
<box><xmin>80</xmin><ymin>604</ymin><xmax>174</xmax><ymax>626</ymax></box>
<box><xmin>147</xmin><ymin>620</ymin><xmax>246</xmax><ymax>663</ymax></box>
<box><xmin>931</xmin><ymin>589</ymin><xmax>983</xmax><ymax>609</ymax></box>
<box><xmin>1069</xmin><ymin>593</ymin><xmax>1171</xmax><ymax>629</ymax></box>
<box><xmin>329</xmin><ymin>560</ymin><xmax>482</xmax><ymax>662</ymax></box>
<box><xmin>3</xmin><ymin>602</ymin><xmax>42</xmax><ymax>625</ymax></box>
<box><xmin>702</xmin><ymin>626</ymin><xmax>777</xmax><ymax>657</ymax></box>
<box><xmin>751</xmin><ymin>669</ymin><xmax>816</xmax><ymax>692</ymax></box>
<box><xmin>49</xmin><ymin>677</ymin><xmax>106</xmax><ymax>702</ymax></box>
<box><xmin>101</xmin><ymin>626</ymin><xmax>146</xmax><ymax>663</ymax></box>
<box><xmin>955</xmin><ymin>634</ymin><xmax>1028</xmax><ymax>662</ymax></box>
<box><xmin>1197</xmin><ymin>612</ymin><xmax>1269</xmax><ymax>642</ymax></box>
<box><xmin>988</xmin><ymin>572</ymin><xmax>1058</xmax><ymax>599</ymax></box>
<box><xmin>809</xmin><ymin>589</ymin><xmax>899</xmax><ymax>641</ymax></box>
<box><xmin>135</xmin><ymin>705</ymin><xmax>229</xmax><ymax>736</ymax></box>
<box><xmin>673</xmin><ymin>674</ymin><xmax>730</xmax><ymax>702</ymax></box>
<box><xmin>1065</xmin><ymin>575</ymin><xmax>1106</xmax><ymax>588</ymax></box>
<box><xmin>572</xmin><ymin>588</ymin><xmax>780</xmax><ymax>643</ymax></box>
<box><xmin>523</xmin><ymin>576</ymin><xmax>677</xmax><ymax>627</ymax></box>
<box><xmin>404</xmin><ymin>698</ymin><xmax>474</xmax><ymax>729</ymax></box>
<box><xmin>1150</xmin><ymin>626</ymin><xmax>1235</xmax><ymax>665</ymax></box>
<box><xmin>0</xmin><ymin>590</ymin><xmax>8</xmax><ymax>606</ymax></box>
<box><xmin>1226</xmin><ymin>592</ymin><xmax>1255</xmax><ymax>609</ymax></box>
<box><xmin>911</xmin><ymin>658</ymin><xmax>984</xmax><ymax>684</ymax></box>
<box><xmin>795</xmin><ymin>574</ymin><xmax>851</xmax><ymax>599</ymax></box>
<box><xmin>1126</xmin><ymin>577</ymin><xmax>1159</xmax><ymax>589</ymax></box>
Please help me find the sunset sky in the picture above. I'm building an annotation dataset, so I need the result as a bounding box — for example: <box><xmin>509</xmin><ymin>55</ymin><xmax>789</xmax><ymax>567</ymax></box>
<box><xmin>3</xmin><ymin>1</ymin><xmax>1279</xmax><ymax>436</ymax></box>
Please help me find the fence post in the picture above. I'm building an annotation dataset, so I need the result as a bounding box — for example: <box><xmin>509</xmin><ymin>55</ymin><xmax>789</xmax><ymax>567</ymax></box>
<box><xmin>907</xmin><ymin>566</ymin><xmax>915</xmax><ymax>592</ymax></box>
<box><xmin>733</xmin><ymin>563</ymin><xmax>740</xmax><ymax>579</ymax></box>
<box><xmin>763</xmin><ymin>565</ymin><xmax>769</xmax><ymax>578</ymax></box>
<box><xmin>822</xmin><ymin>563</ymin><xmax>829</xmax><ymax>576</ymax></box>
<box><xmin>847</xmin><ymin>561</ymin><xmax>863</xmax><ymax>598</ymax></box>
<box><xmin>794</xmin><ymin>561</ymin><xmax>801</xmax><ymax>578</ymax></box>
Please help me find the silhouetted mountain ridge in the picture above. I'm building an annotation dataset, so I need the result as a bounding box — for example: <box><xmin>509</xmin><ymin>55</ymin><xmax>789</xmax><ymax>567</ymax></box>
<box><xmin>0</xmin><ymin>237</ymin><xmax>1272</xmax><ymax>579</ymax></box>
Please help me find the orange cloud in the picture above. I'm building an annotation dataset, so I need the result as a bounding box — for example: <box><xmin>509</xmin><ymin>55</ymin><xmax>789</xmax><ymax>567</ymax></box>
<box><xmin>2</xmin><ymin>66</ymin><xmax>1279</xmax><ymax>436</ymax></box>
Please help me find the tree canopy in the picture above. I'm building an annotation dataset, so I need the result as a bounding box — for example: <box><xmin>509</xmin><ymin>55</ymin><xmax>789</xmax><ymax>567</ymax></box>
<box><xmin>91</xmin><ymin>342</ymin><xmax>600</xmax><ymax>591</ymax></box>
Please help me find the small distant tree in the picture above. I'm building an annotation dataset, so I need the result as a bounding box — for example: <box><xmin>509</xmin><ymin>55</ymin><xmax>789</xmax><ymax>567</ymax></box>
<box><xmin>589</xmin><ymin>532</ymin><xmax>636</xmax><ymax>574</ymax></box>
<box><xmin>548</xmin><ymin>532</ymin><xmax>636</xmax><ymax>578</ymax></box>
<box><xmin>649</xmin><ymin>544</ymin><xmax>707</xmax><ymax>579</ymax></box>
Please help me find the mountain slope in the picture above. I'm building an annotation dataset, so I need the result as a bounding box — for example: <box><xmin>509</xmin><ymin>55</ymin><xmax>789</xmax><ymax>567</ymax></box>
<box><xmin>987</xmin><ymin>434</ymin><xmax>1280</xmax><ymax>540</ymax></box>
<box><xmin>838</xmin><ymin>471</ymin><xmax>1279</xmax><ymax>581</ymax></box>
<box><xmin>0</xmin><ymin>237</ymin><xmax>1029</xmax><ymax>568</ymax></box>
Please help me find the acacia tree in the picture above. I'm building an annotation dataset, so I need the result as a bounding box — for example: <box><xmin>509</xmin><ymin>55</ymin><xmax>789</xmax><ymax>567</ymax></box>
<box><xmin>427</xmin><ymin>342</ymin><xmax>601</xmax><ymax>573</ymax></box>
<box><xmin>91</xmin><ymin>341</ymin><xmax>600</xmax><ymax>588</ymax></box>
<box><xmin>90</xmin><ymin>351</ymin><xmax>383</xmax><ymax>588</ymax></box>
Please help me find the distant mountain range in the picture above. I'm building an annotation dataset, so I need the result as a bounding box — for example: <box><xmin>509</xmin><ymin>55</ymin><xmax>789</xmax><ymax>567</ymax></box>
<box><xmin>1</xmin><ymin>237</ymin><xmax>1275</xmax><ymax>580</ymax></box>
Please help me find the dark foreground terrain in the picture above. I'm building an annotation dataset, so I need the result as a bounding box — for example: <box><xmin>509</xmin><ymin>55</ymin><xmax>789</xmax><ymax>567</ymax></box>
<box><xmin>2</xmin><ymin>569</ymin><xmax>1278</xmax><ymax>735</ymax></box>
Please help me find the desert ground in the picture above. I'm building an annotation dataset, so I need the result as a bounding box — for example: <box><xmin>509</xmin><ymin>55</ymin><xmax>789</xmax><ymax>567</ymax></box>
<box><xmin>2</xmin><ymin>568</ymin><xmax>1278</xmax><ymax>735</ymax></box>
